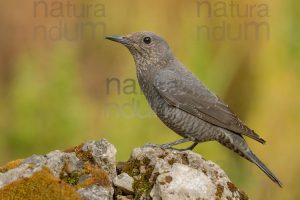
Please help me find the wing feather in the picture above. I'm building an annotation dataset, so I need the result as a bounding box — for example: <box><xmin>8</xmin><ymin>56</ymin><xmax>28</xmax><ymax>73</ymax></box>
<box><xmin>153</xmin><ymin>69</ymin><xmax>265</xmax><ymax>144</ymax></box>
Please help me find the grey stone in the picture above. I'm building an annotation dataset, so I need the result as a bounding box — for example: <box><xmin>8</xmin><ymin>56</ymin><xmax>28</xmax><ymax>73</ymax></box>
<box><xmin>82</xmin><ymin>139</ymin><xmax>117</xmax><ymax>179</ymax></box>
<box><xmin>151</xmin><ymin>163</ymin><xmax>215</xmax><ymax>200</ymax></box>
<box><xmin>45</xmin><ymin>150</ymin><xmax>80</xmax><ymax>177</ymax></box>
<box><xmin>0</xmin><ymin>139</ymin><xmax>116</xmax><ymax>200</ymax></box>
<box><xmin>116</xmin><ymin>195</ymin><xmax>134</xmax><ymax>200</ymax></box>
<box><xmin>0</xmin><ymin>139</ymin><xmax>248</xmax><ymax>200</ymax></box>
<box><xmin>113</xmin><ymin>172</ymin><xmax>134</xmax><ymax>193</ymax></box>
<box><xmin>78</xmin><ymin>185</ymin><xmax>112</xmax><ymax>200</ymax></box>
<box><xmin>126</xmin><ymin>145</ymin><xmax>248</xmax><ymax>200</ymax></box>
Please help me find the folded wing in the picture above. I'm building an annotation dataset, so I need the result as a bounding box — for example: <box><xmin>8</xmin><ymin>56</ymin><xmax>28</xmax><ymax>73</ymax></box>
<box><xmin>153</xmin><ymin>68</ymin><xmax>265</xmax><ymax>144</ymax></box>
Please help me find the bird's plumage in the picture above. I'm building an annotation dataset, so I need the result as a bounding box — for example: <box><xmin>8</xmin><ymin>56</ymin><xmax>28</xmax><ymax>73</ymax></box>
<box><xmin>153</xmin><ymin>67</ymin><xmax>266</xmax><ymax>144</ymax></box>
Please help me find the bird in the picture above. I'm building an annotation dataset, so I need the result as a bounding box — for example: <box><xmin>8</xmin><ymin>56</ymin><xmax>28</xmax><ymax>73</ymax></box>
<box><xmin>105</xmin><ymin>31</ymin><xmax>282</xmax><ymax>187</ymax></box>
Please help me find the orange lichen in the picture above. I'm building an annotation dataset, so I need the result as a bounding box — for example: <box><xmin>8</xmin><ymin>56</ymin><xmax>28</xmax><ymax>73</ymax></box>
<box><xmin>215</xmin><ymin>184</ymin><xmax>224</xmax><ymax>199</ymax></box>
<box><xmin>0</xmin><ymin>159</ymin><xmax>23</xmax><ymax>173</ymax></box>
<box><xmin>0</xmin><ymin>168</ymin><xmax>83</xmax><ymax>200</ymax></box>
<box><xmin>76</xmin><ymin>163</ymin><xmax>110</xmax><ymax>189</ymax></box>
<box><xmin>227</xmin><ymin>182</ymin><xmax>238</xmax><ymax>193</ymax></box>
<box><xmin>64</xmin><ymin>143</ymin><xmax>93</xmax><ymax>161</ymax></box>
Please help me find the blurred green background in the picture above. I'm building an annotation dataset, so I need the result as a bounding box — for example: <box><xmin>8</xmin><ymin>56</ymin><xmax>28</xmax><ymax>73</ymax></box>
<box><xmin>0</xmin><ymin>0</ymin><xmax>299</xmax><ymax>199</ymax></box>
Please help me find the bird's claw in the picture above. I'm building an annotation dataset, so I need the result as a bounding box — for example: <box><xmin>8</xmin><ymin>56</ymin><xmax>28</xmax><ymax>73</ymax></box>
<box><xmin>159</xmin><ymin>144</ymin><xmax>173</xmax><ymax>149</ymax></box>
<box><xmin>144</xmin><ymin>141</ymin><xmax>198</xmax><ymax>152</ymax></box>
<box><xmin>159</xmin><ymin>144</ymin><xmax>190</xmax><ymax>152</ymax></box>
<box><xmin>160</xmin><ymin>142</ymin><xmax>198</xmax><ymax>151</ymax></box>
<box><xmin>144</xmin><ymin>143</ymin><xmax>182</xmax><ymax>151</ymax></box>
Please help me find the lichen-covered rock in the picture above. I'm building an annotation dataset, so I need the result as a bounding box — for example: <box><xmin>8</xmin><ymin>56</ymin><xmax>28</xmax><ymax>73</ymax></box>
<box><xmin>0</xmin><ymin>139</ymin><xmax>248</xmax><ymax>200</ymax></box>
<box><xmin>116</xmin><ymin>194</ymin><xmax>134</xmax><ymax>200</ymax></box>
<box><xmin>82</xmin><ymin>139</ymin><xmax>117</xmax><ymax>179</ymax></box>
<box><xmin>0</xmin><ymin>168</ymin><xmax>83</xmax><ymax>200</ymax></box>
<box><xmin>118</xmin><ymin>145</ymin><xmax>248</xmax><ymax>200</ymax></box>
<box><xmin>0</xmin><ymin>139</ymin><xmax>116</xmax><ymax>200</ymax></box>
<box><xmin>151</xmin><ymin>163</ymin><xmax>216</xmax><ymax>199</ymax></box>
<box><xmin>113</xmin><ymin>172</ymin><xmax>134</xmax><ymax>193</ymax></box>
<box><xmin>78</xmin><ymin>185</ymin><xmax>112</xmax><ymax>200</ymax></box>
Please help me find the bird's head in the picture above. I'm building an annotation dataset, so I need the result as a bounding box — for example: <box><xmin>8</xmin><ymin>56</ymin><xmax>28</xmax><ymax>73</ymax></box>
<box><xmin>105</xmin><ymin>32</ymin><xmax>172</xmax><ymax>65</ymax></box>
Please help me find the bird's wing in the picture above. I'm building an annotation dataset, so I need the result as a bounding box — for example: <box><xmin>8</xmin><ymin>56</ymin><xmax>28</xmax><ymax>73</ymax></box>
<box><xmin>153</xmin><ymin>68</ymin><xmax>265</xmax><ymax>144</ymax></box>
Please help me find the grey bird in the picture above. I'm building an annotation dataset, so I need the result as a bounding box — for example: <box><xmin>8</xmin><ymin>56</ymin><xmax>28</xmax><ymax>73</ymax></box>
<box><xmin>105</xmin><ymin>32</ymin><xmax>282</xmax><ymax>187</ymax></box>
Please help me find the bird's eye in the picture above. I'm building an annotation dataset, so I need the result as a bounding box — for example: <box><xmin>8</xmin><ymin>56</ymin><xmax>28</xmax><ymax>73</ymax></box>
<box><xmin>143</xmin><ymin>37</ymin><xmax>151</xmax><ymax>44</ymax></box>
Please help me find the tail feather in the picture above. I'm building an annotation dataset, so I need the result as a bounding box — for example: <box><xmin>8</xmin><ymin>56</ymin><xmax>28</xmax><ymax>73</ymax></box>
<box><xmin>245</xmin><ymin>151</ymin><xmax>282</xmax><ymax>187</ymax></box>
<box><xmin>218</xmin><ymin>130</ymin><xmax>282</xmax><ymax>187</ymax></box>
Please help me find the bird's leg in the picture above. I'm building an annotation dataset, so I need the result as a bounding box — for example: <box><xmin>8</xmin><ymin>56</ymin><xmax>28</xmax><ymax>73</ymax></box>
<box><xmin>160</xmin><ymin>138</ymin><xmax>197</xmax><ymax>151</ymax></box>
<box><xmin>160</xmin><ymin>138</ymin><xmax>191</xmax><ymax>149</ymax></box>
<box><xmin>175</xmin><ymin>142</ymin><xmax>198</xmax><ymax>151</ymax></box>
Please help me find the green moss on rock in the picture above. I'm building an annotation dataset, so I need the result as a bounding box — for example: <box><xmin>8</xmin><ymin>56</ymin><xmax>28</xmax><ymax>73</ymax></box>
<box><xmin>61</xmin><ymin>170</ymin><xmax>82</xmax><ymax>186</ymax></box>
<box><xmin>59</xmin><ymin>160</ymin><xmax>110</xmax><ymax>189</ymax></box>
<box><xmin>121</xmin><ymin>157</ymin><xmax>155</xmax><ymax>199</ymax></box>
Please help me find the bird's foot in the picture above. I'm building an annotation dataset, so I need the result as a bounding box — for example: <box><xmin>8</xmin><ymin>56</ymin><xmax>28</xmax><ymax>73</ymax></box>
<box><xmin>143</xmin><ymin>143</ymin><xmax>161</xmax><ymax>148</ymax></box>
<box><xmin>176</xmin><ymin>142</ymin><xmax>198</xmax><ymax>151</ymax></box>
<box><xmin>159</xmin><ymin>142</ymin><xmax>198</xmax><ymax>151</ymax></box>
<box><xmin>144</xmin><ymin>138</ymin><xmax>198</xmax><ymax>151</ymax></box>
<box><xmin>159</xmin><ymin>143</ymin><xmax>173</xmax><ymax>149</ymax></box>
<box><xmin>144</xmin><ymin>143</ymin><xmax>185</xmax><ymax>151</ymax></box>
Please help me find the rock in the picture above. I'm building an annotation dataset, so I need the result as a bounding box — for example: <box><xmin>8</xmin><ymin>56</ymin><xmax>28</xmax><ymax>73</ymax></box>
<box><xmin>0</xmin><ymin>138</ymin><xmax>115</xmax><ymax>200</ymax></box>
<box><xmin>78</xmin><ymin>185</ymin><xmax>112</xmax><ymax>200</ymax></box>
<box><xmin>118</xmin><ymin>145</ymin><xmax>248</xmax><ymax>200</ymax></box>
<box><xmin>116</xmin><ymin>194</ymin><xmax>134</xmax><ymax>200</ymax></box>
<box><xmin>0</xmin><ymin>139</ymin><xmax>248</xmax><ymax>200</ymax></box>
<box><xmin>82</xmin><ymin>140</ymin><xmax>117</xmax><ymax>180</ymax></box>
<box><xmin>113</xmin><ymin>172</ymin><xmax>134</xmax><ymax>193</ymax></box>
<box><xmin>151</xmin><ymin>163</ymin><xmax>216</xmax><ymax>200</ymax></box>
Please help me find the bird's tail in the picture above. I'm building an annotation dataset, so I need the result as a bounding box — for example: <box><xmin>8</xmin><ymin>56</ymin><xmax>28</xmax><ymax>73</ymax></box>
<box><xmin>217</xmin><ymin>130</ymin><xmax>282</xmax><ymax>187</ymax></box>
<box><xmin>244</xmin><ymin>150</ymin><xmax>282</xmax><ymax>187</ymax></box>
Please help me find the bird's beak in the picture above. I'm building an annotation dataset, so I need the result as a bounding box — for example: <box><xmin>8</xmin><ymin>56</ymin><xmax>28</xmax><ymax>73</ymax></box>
<box><xmin>105</xmin><ymin>35</ymin><xmax>130</xmax><ymax>45</ymax></box>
